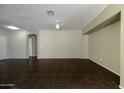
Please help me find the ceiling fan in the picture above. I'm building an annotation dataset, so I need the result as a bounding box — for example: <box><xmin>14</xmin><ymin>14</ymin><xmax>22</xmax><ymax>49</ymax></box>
<box><xmin>46</xmin><ymin>10</ymin><xmax>64</xmax><ymax>30</ymax></box>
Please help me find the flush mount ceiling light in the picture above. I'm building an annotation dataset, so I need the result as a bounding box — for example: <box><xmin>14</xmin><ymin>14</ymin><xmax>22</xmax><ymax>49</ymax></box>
<box><xmin>5</xmin><ymin>26</ymin><xmax>19</xmax><ymax>30</ymax></box>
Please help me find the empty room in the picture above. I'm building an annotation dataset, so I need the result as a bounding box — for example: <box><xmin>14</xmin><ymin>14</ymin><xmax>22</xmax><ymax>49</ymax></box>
<box><xmin>0</xmin><ymin>4</ymin><xmax>124</xmax><ymax>89</ymax></box>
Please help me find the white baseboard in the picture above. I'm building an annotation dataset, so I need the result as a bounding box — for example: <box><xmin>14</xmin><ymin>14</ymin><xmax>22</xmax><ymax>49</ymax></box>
<box><xmin>37</xmin><ymin>56</ymin><xmax>89</xmax><ymax>59</ymax></box>
<box><xmin>29</xmin><ymin>55</ymin><xmax>37</xmax><ymax>57</ymax></box>
<box><xmin>0</xmin><ymin>58</ymin><xmax>9</xmax><ymax>64</ymax></box>
<box><xmin>0</xmin><ymin>58</ymin><xmax>9</xmax><ymax>61</ymax></box>
<box><xmin>9</xmin><ymin>57</ymin><xmax>29</xmax><ymax>59</ymax></box>
<box><xmin>89</xmin><ymin>58</ymin><xmax>120</xmax><ymax>76</ymax></box>
<box><xmin>37</xmin><ymin>57</ymin><xmax>84</xmax><ymax>59</ymax></box>
<box><xmin>119</xmin><ymin>85</ymin><xmax>124</xmax><ymax>89</ymax></box>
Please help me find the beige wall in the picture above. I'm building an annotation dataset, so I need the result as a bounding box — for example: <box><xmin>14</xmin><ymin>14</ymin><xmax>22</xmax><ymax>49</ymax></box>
<box><xmin>89</xmin><ymin>21</ymin><xmax>120</xmax><ymax>75</ymax></box>
<box><xmin>38</xmin><ymin>30</ymin><xmax>89</xmax><ymax>58</ymax></box>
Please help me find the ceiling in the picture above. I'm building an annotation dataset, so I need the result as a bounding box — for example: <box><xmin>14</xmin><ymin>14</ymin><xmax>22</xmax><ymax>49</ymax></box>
<box><xmin>0</xmin><ymin>4</ymin><xmax>108</xmax><ymax>31</ymax></box>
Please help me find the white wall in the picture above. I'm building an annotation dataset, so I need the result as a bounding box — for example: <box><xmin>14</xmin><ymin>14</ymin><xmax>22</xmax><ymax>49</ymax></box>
<box><xmin>38</xmin><ymin>30</ymin><xmax>88</xmax><ymax>58</ymax></box>
<box><xmin>89</xmin><ymin>21</ymin><xmax>120</xmax><ymax>75</ymax></box>
<box><xmin>120</xmin><ymin>9</ymin><xmax>124</xmax><ymax>88</ymax></box>
<box><xmin>0</xmin><ymin>29</ymin><xmax>89</xmax><ymax>59</ymax></box>
<box><xmin>0</xmin><ymin>36</ymin><xmax>7</xmax><ymax>60</ymax></box>
<box><xmin>82</xmin><ymin>35</ymin><xmax>89</xmax><ymax>58</ymax></box>
<box><xmin>10</xmin><ymin>30</ymin><xmax>28</xmax><ymax>58</ymax></box>
<box><xmin>0</xmin><ymin>30</ymin><xmax>11</xmax><ymax>59</ymax></box>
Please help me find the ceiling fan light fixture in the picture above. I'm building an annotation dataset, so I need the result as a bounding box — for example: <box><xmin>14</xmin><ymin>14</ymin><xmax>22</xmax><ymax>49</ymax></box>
<box><xmin>47</xmin><ymin>10</ymin><xmax>54</xmax><ymax>16</ymax></box>
<box><xmin>56</xmin><ymin>23</ymin><xmax>60</xmax><ymax>29</ymax></box>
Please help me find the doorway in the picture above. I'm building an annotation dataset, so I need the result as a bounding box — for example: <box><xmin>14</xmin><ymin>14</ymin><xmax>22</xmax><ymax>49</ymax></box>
<box><xmin>28</xmin><ymin>34</ymin><xmax>37</xmax><ymax>58</ymax></box>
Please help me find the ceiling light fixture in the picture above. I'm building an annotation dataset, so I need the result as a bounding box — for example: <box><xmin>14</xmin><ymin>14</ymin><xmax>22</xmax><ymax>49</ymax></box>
<box><xmin>5</xmin><ymin>26</ymin><xmax>19</xmax><ymax>30</ymax></box>
<box><xmin>56</xmin><ymin>23</ymin><xmax>60</xmax><ymax>29</ymax></box>
<box><xmin>47</xmin><ymin>10</ymin><xmax>54</xmax><ymax>16</ymax></box>
<box><xmin>56</xmin><ymin>20</ymin><xmax>60</xmax><ymax>29</ymax></box>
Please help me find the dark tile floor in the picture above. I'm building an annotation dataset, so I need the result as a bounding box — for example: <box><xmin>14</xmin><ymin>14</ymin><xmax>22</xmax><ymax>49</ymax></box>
<box><xmin>0</xmin><ymin>58</ymin><xmax>120</xmax><ymax>89</ymax></box>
